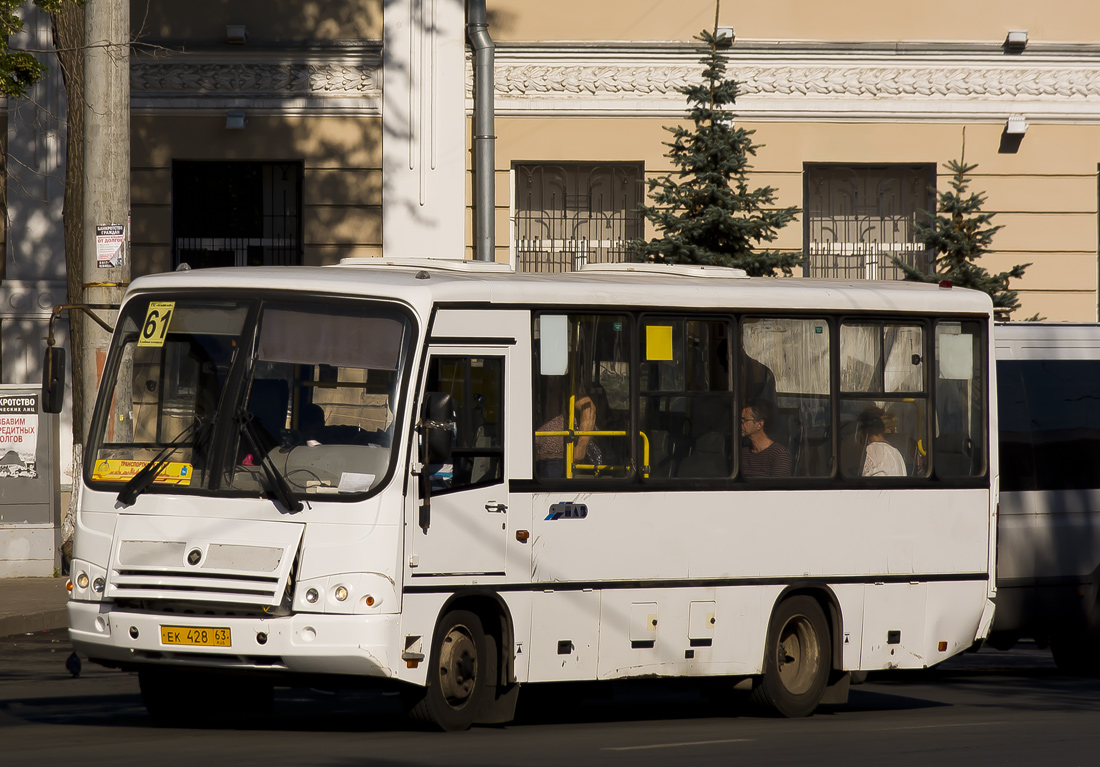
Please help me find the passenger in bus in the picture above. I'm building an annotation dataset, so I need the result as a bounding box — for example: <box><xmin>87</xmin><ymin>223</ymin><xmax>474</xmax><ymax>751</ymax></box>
<box><xmin>298</xmin><ymin>402</ymin><xmax>326</xmax><ymax>445</ymax></box>
<box><xmin>535</xmin><ymin>391</ymin><xmax>604</xmax><ymax>478</ymax></box>
<box><xmin>858</xmin><ymin>406</ymin><xmax>907</xmax><ymax>477</ymax></box>
<box><xmin>740</xmin><ymin>399</ymin><xmax>792</xmax><ymax>478</ymax></box>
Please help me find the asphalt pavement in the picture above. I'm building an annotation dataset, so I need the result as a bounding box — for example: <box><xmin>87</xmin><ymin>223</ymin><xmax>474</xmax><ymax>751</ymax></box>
<box><xmin>0</xmin><ymin>576</ymin><xmax>69</xmax><ymax>638</ymax></box>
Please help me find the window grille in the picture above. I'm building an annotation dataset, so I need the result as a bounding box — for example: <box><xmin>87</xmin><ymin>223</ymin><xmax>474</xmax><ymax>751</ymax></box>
<box><xmin>172</xmin><ymin>161</ymin><xmax>303</xmax><ymax>269</ymax></box>
<box><xmin>514</xmin><ymin>162</ymin><xmax>644</xmax><ymax>273</ymax></box>
<box><xmin>804</xmin><ymin>164</ymin><xmax>935</xmax><ymax>280</ymax></box>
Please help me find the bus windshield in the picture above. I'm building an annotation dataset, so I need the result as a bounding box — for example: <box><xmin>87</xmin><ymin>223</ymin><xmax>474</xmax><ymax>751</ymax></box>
<box><xmin>87</xmin><ymin>295</ymin><xmax>413</xmax><ymax>501</ymax></box>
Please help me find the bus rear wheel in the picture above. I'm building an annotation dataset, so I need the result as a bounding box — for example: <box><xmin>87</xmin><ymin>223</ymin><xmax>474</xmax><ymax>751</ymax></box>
<box><xmin>407</xmin><ymin>609</ymin><xmax>490</xmax><ymax>731</ymax></box>
<box><xmin>751</xmin><ymin>596</ymin><xmax>830</xmax><ymax>717</ymax></box>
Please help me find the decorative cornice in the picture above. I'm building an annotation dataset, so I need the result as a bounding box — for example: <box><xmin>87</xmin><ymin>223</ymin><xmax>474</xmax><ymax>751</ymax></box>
<box><xmin>126</xmin><ymin>45</ymin><xmax>1100</xmax><ymax>122</ymax></box>
<box><xmin>488</xmin><ymin>47</ymin><xmax>1100</xmax><ymax>120</ymax></box>
<box><xmin>495</xmin><ymin>63</ymin><xmax>1100</xmax><ymax>97</ymax></box>
<box><xmin>131</xmin><ymin>61</ymin><xmax>379</xmax><ymax>98</ymax></box>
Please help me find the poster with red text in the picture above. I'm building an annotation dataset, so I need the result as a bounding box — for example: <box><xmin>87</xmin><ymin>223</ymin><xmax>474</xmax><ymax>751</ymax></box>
<box><xmin>0</xmin><ymin>395</ymin><xmax>38</xmax><ymax>478</ymax></box>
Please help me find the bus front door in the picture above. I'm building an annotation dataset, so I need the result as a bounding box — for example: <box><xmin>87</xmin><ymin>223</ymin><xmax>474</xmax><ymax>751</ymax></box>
<box><xmin>412</xmin><ymin>349</ymin><xmax>509</xmax><ymax>576</ymax></box>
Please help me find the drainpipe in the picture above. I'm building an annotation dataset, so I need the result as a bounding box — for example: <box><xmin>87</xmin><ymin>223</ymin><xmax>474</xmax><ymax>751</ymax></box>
<box><xmin>467</xmin><ymin>0</ymin><xmax>496</xmax><ymax>261</ymax></box>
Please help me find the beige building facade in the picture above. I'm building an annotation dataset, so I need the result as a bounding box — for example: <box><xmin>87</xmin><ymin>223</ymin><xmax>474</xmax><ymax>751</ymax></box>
<box><xmin>117</xmin><ymin>0</ymin><xmax>1100</xmax><ymax>321</ymax></box>
<box><xmin>7</xmin><ymin>0</ymin><xmax>1100</xmax><ymax>374</ymax></box>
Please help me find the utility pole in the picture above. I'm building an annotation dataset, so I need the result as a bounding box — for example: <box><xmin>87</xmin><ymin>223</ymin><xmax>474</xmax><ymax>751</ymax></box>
<box><xmin>81</xmin><ymin>0</ymin><xmax>129</xmax><ymax>440</ymax></box>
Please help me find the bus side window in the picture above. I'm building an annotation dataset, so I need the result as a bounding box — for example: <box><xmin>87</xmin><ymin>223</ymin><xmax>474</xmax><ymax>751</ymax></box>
<box><xmin>533</xmin><ymin>314</ymin><xmax>632</xmax><ymax>480</ymax></box>
<box><xmin>639</xmin><ymin>317</ymin><xmax>733</xmax><ymax>480</ymax></box>
<box><xmin>934</xmin><ymin>321</ymin><xmax>986</xmax><ymax>478</ymax></box>
<box><xmin>741</xmin><ymin>317</ymin><xmax>832</xmax><ymax>478</ymax></box>
<box><xmin>839</xmin><ymin>321</ymin><xmax>928</xmax><ymax>479</ymax></box>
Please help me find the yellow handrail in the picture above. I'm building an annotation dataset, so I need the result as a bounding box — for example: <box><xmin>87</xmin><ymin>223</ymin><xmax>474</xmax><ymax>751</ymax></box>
<box><xmin>533</xmin><ymin>425</ymin><xmax>651</xmax><ymax>478</ymax></box>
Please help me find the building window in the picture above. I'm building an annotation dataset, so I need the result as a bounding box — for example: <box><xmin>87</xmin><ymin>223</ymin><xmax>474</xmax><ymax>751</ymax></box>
<box><xmin>514</xmin><ymin>162</ymin><xmax>644</xmax><ymax>273</ymax></box>
<box><xmin>804</xmin><ymin>164</ymin><xmax>935</xmax><ymax>280</ymax></box>
<box><xmin>172</xmin><ymin>161</ymin><xmax>303</xmax><ymax>269</ymax></box>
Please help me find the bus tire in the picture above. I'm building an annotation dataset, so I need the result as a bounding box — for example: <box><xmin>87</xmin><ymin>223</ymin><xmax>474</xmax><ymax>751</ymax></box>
<box><xmin>408</xmin><ymin>609</ymin><xmax>490</xmax><ymax>731</ymax></box>
<box><xmin>751</xmin><ymin>595</ymin><xmax>830</xmax><ymax>717</ymax></box>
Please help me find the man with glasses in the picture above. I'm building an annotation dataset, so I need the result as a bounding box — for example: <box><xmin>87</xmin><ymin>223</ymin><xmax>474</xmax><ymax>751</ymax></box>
<box><xmin>740</xmin><ymin>399</ymin><xmax>792</xmax><ymax>479</ymax></box>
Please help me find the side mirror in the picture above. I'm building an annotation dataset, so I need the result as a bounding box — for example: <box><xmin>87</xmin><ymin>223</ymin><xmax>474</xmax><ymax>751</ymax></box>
<box><xmin>423</xmin><ymin>392</ymin><xmax>455</xmax><ymax>463</ymax></box>
<box><xmin>42</xmin><ymin>346</ymin><xmax>65</xmax><ymax>414</ymax></box>
<box><xmin>418</xmin><ymin>392</ymin><xmax>455</xmax><ymax>532</ymax></box>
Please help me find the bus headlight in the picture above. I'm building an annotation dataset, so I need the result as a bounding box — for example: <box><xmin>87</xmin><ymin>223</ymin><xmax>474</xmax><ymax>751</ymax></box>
<box><xmin>334</xmin><ymin>586</ymin><xmax>349</xmax><ymax>602</ymax></box>
<box><xmin>305</xmin><ymin>588</ymin><xmax>320</xmax><ymax>604</ymax></box>
<box><xmin>68</xmin><ymin>560</ymin><xmax>108</xmax><ymax>601</ymax></box>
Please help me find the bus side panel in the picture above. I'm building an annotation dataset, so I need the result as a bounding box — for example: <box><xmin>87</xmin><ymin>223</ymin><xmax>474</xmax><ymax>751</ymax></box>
<box><xmin>831</xmin><ymin>583</ymin><xmax>865</xmax><ymax>670</ymax></box>
<box><xmin>860</xmin><ymin>583</ymin><xmax>927</xmax><ymax>669</ymax></box>
<box><xmin>394</xmin><ymin>591</ymin><xmax>452</xmax><ymax>686</ymax></box>
<box><xmin>593</xmin><ymin>586</ymin><xmax>774</xmax><ymax>680</ymax></box>
<box><xmin>924</xmin><ymin>581</ymin><xmax>991</xmax><ymax>659</ymax></box>
<box><xmin>527</xmin><ymin>590</ymin><xmax>601</xmax><ymax>682</ymax></box>
<box><xmin>529</xmin><ymin>490</ymin><xmax>989</xmax><ymax>586</ymax></box>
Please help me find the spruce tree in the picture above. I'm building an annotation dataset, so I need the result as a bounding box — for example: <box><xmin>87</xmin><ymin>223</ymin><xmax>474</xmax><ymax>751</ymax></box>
<box><xmin>895</xmin><ymin>152</ymin><xmax>1029</xmax><ymax>321</ymax></box>
<box><xmin>632</xmin><ymin>27</ymin><xmax>802</xmax><ymax>276</ymax></box>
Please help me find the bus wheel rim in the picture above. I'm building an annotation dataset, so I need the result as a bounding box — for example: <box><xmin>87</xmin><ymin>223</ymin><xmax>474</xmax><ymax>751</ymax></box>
<box><xmin>777</xmin><ymin>615</ymin><xmax>819</xmax><ymax>696</ymax></box>
<box><xmin>438</xmin><ymin>624</ymin><xmax>478</xmax><ymax>707</ymax></box>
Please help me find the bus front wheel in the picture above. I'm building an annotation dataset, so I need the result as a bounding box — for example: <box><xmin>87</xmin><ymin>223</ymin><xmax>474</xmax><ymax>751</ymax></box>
<box><xmin>751</xmin><ymin>596</ymin><xmax>830</xmax><ymax>717</ymax></box>
<box><xmin>407</xmin><ymin>609</ymin><xmax>490</xmax><ymax>731</ymax></box>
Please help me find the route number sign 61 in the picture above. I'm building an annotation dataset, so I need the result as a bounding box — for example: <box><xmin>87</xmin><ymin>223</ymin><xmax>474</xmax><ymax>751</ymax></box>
<box><xmin>137</xmin><ymin>302</ymin><xmax>176</xmax><ymax>348</ymax></box>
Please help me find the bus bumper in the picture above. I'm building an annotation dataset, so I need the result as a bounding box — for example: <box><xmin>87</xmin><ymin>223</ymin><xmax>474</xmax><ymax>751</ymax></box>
<box><xmin>68</xmin><ymin>599</ymin><xmax>401</xmax><ymax>678</ymax></box>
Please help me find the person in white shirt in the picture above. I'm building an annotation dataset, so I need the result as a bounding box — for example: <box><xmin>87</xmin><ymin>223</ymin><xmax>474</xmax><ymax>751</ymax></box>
<box><xmin>858</xmin><ymin>407</ymin><xmax>907</xmax><ymax>477</ymax></box>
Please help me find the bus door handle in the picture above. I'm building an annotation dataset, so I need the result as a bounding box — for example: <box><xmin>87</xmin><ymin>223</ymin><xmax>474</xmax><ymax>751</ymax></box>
<box><xmin>485</xmin><ymin>501</ymin><xmax>507</xmax><ymax>513</ymax></box>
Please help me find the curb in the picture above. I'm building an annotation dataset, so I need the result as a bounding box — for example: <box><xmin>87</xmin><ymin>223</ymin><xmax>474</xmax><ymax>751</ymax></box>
<box><xmin>0</xmin><ymin>608</ymin><xmax>69</xmax><ymax>639</ymax></box>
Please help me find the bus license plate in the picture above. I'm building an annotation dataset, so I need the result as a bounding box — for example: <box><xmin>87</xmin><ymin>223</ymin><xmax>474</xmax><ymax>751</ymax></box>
<box><xmin>160</xmin><ymin>626</ymin><xmax>231</xmax><ymax>647</ymax></box>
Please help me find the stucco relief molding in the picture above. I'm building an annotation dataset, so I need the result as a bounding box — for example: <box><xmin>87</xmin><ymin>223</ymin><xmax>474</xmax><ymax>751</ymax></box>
<box><xmin>493</xmin><ymin>63</ymin><xmax>1100</xmax><ymax>101</ymax></box>
<box><xmin>131</xmin><ymin>61</ymin><xmax>379</xmax><ymax>97</ymax></box>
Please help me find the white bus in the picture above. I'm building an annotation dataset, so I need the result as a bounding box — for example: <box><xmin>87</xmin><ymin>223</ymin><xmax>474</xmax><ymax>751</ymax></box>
<box><xmin>991</xmin><ymin>322</ymin><xmax>1100</xmax><ymax>671</ymax></box>
<box><xmin>59</xmin><ymin>260</ymin><xmax>996</xmax><ymax>729</ymax></box>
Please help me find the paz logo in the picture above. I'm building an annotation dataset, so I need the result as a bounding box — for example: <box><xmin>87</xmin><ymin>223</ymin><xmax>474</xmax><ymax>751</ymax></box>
<box><xmin>545</xmin><ymin>502</ymin><xmax>588</xmax><ymax>521</ymax></box>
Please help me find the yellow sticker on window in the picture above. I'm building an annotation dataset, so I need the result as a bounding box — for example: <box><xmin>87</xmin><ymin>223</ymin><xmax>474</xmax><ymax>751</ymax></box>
<box><xmin>646</xmin><ymin>325</ymin><xmax>674</xmax><ymax>361</ymax></box>
<box><xmin>137</xmin><ymin>302</ymin><xmax>176</xmax><ymax>347</ymax></box>
<box><xmin>93</xmin><ymin>459</ymin><xmax>193</xmax><ymax>485</ymax></box>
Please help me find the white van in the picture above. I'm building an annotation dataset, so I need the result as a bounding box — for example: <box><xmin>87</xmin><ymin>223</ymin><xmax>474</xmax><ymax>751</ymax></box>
<box><xmin>992</xmin><ymin>323</ymin><xmax>1100</xmax><ymax>671</ymax></box>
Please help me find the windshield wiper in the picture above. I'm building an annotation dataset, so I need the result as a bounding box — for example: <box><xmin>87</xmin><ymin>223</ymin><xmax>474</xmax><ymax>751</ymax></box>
<box><xmin>237</xmin><ymin>409</ymin><xmax>303</xmax><ymax>513</ymax></box>
<box><xmin>117</xmin><ymin>417</ymin><xmax>210</xmax><ymax>506</ymax></box>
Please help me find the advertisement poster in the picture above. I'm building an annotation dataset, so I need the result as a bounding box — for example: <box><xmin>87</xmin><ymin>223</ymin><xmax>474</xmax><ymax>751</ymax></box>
<box><xmin>96</xmin><ymin>223</ymin><xmax>125</xmax><ymax>268</ymax></box>
<box><xmin>0</xmin><ymin>395</ymin><xmax>38</xmax><ymax>478</ymax></box>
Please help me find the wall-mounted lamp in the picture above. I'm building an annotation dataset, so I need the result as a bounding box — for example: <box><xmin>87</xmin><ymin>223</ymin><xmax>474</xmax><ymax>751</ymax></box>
<box><xmin>1004</xmin><ymin>114</ymin><xmax>1028</xmax><ymax>135</ymax></box>
<box><xmin>226</xmin><ymin>24</ymin><xmax>248</xmax><ymax>44</ymax></box>
<box><xmin>1004</xmin><ymin>29</ymin><xmax>1028</xmax><ymax>53</ymax></box>
<box><xmin>715</xmin><ymin>26</ymin><xmax>735</xmax><ymax>47</ymax></box>
<box><xmin>225</xmin><ymin>110</ymin><xmax>247</xmax><ymax>130</ymax></box>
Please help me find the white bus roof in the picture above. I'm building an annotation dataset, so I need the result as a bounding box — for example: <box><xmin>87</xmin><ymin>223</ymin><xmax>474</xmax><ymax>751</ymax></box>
<box><xmin>127</xmin><ymin>261</ymin><xmax>994</xmax><ymax>317</ymax></box>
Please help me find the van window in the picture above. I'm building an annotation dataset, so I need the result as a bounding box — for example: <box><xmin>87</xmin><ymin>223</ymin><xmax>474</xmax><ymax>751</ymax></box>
<box><xmin>998</xmin><ymin>359</ymin><xmax>1100</xmax><ymax>491</ymax></box>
